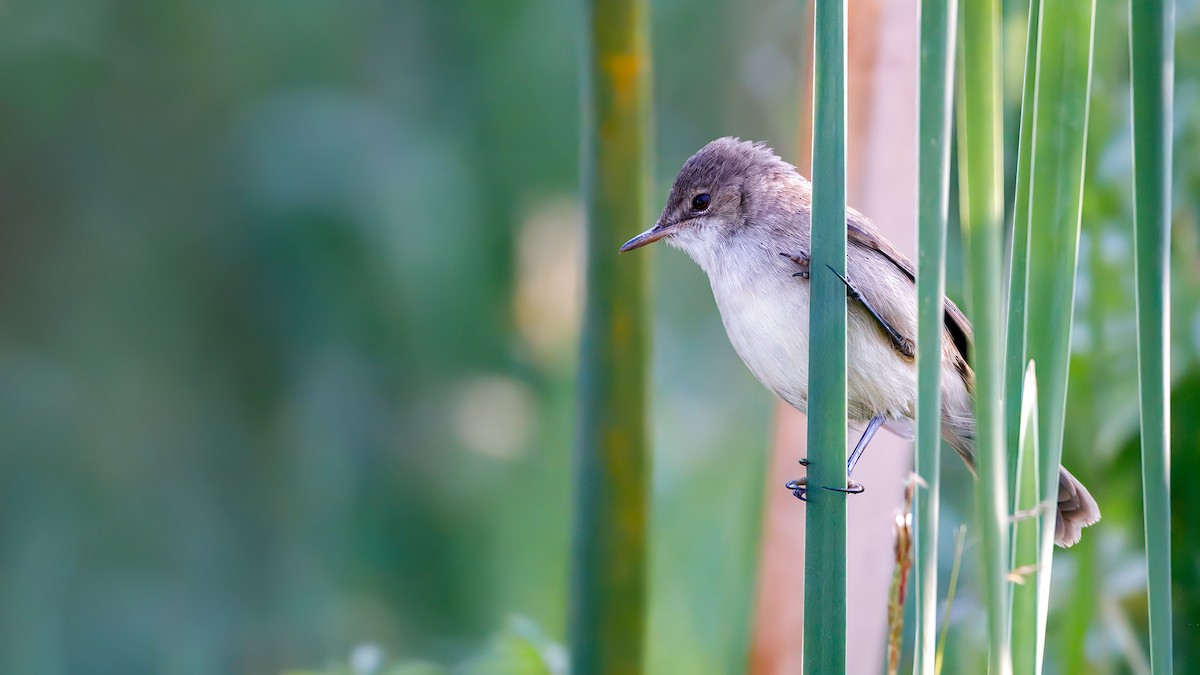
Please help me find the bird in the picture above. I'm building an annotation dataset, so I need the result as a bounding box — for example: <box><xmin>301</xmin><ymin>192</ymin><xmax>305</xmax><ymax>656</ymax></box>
<box><xmin>619</xmin><ymin>137</ymin><xmax>1099</xmax><ymax>547</ymax></box>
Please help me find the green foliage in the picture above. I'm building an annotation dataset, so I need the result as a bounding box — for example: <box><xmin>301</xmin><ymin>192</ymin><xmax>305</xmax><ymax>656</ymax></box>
<box><xmin>1000</xmin><ymin>0</ymin><xmax>1101</xmax><ymax>673</ymax></box>
<box><xmin>1022</xmin><ymin>0</ymin><xmax>1097</xmax><ymax>603</ymax></box>
<box><xmin>291</xmin><ymin>618</ymin><xmax>565</xmax><ymax>675</ymax></box>
<box><xmin>1168</xmin><ymin>374</ymin><xmax>1200</xmax><ymax>667</ymax></box>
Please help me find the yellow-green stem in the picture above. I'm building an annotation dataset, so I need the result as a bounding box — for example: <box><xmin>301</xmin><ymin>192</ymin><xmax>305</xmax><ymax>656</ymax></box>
<box><xmin>568</xmin><ymin>0</ymin><xmax>652</xmax><ymax>671</ymax></box>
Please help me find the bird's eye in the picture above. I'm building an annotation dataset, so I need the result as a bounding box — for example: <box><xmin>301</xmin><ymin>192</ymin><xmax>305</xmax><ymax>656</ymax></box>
<box><xmin>691</xmin><ymin>193</ymin><xmax>711</xmax><ymax>211</ymax></box>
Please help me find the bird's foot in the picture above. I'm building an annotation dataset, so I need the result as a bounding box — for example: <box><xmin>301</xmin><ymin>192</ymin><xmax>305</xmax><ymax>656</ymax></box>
<box><xmin>781</xmin><ymin>251</ymin><xmax>810</xmax><ymax>279</ymax></box>
<box><xmin>785</xmin><ymin>467</ymin><xmax>865</xmax><ymax>502</ymax></box>
<box><xmin>829</xmin><ymin>481</ymin><xmax>866</xmax><ymax>495</ymax></box>
<box><xmin>788</xmin><ymin>458</ymin><xmax>812</xmax><ymax>500</ymax></box>
<box><xmin>786</xmin><ymin>477</ymin><xmax>809</xmax><ymax>501</ymax></box>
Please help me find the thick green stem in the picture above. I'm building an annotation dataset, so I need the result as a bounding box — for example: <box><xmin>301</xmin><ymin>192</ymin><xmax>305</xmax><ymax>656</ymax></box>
<box><xmin>568</xmin><ymin>0</ymin><xmax>652</xmax><ymax>672</ymax></box>
<box><xmin>803</xmin><ymin>0</ymin><xmax>848</xmax><ymax>671</ymax></box>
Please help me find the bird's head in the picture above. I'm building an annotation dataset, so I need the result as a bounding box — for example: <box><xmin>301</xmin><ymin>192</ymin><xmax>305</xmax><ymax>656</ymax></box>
<box><xmin>619</xmin><ymin>137</ymin><xmax>804</xmax><ymax>260</ymax></box>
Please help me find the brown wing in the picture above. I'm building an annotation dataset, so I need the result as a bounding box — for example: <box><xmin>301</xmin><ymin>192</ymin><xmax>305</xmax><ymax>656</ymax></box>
<box><xmin>846</xmin><ymin>212</ymin><xmax>974</xmax><ymax>379</ymax></box>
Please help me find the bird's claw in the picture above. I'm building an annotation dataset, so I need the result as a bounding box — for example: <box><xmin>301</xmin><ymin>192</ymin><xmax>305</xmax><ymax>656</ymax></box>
<box><xmin>785</xmin><ymin>476</ymin><xmax>865</xmax><ymax>502</ymax></box>
<box><xmin>781</xmin><ymin>251</ymin><xmax>810</xmax><ymax>279</ymax></box>
<box><xmin>786</xmin><ymin>478</ymin><xmax>809</xmax><ymax>501</ymax></box>
<box><xmin>827</xmin><ymin>481</ymin><xmax>865</xmax><ymax>495</ymax></box>
<box><xmin>788</xmin><ymin>458</ymin><xmax>812</xmax><ymax>499</ymax></box>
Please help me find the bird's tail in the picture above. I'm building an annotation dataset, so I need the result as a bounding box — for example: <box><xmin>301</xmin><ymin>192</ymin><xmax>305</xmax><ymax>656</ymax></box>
<box><xmin>1055</xmin><ymin>466</ymin><xmax>1101</xmax><ymax>547</ymax></box>
<box><xmin>941</xmin><ymin>414</ymin><xmax>1100</xmax><ymax>548</ymax></box>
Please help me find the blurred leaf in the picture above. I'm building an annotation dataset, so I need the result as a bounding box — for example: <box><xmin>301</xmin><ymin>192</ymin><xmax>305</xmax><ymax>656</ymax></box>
<box><xmin>1129</xmin><ymin>0</ymin><xmax>1176</xmax><ymax>671</ymax></box>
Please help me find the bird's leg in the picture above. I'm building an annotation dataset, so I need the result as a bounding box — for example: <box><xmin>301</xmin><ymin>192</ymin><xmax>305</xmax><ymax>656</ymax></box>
<box><xmin>848</xmin><ymin>414</ymin><xmax>885</xmax><ymax>476</ymax></box>
<box><xmin>786</xmin><ymin>413</ymin><xmax>882</xmax><ymax>500</ymax></box>
<box><xmin>780</xmin><ymin>251</ymin><xmax>810</xmax><ymax>279</ymax></box>
<box><xmin>814</xmin><ymin>415</ymin><xmax>884</xmax><ymax>495</ymax></box>
<box><xmin>825</xmin><ymin>264</ymin><xmax>915</xmax><ymax>358</ymax></box>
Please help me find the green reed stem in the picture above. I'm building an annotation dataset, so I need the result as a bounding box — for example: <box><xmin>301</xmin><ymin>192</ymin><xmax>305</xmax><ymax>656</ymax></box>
<box><xmin>804</xmin><ymin>0</ymin><xmax>849</xmax><ymax>671</ymax></box>
<box><xmin>956</xmin><ymin>0</ymin><xmax>1010</xmax><ymax>671</ymax></box>
<box><xmin>569</xmin><ymin>0</ymin><xmax>652</xmax><ymax>672</ymax></box>
<box><xmin>1004</xmin><ymin>0</ymin><xmax>1040</xmax><ymax>496</ymax></box>
<box><xmin>913</xmin><ymin>0</ymin><xmax>957</xmax><ymax>672</ymax></box>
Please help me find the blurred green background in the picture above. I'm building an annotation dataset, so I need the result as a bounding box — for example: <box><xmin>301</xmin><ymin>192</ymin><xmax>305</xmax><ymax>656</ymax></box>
<box><xmin>0</xmin><ymin>0</ymin><xmax>1197</xmax><ymax>673</ymax></box>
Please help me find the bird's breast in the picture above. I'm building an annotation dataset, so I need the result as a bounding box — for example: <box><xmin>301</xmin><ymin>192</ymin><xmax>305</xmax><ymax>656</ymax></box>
<box><xmin>709</xmin><ymin>265</ymin><xmax>917</xmax><ymax>422</ymax></box>
<box><xmin>711</xmin><ymin>269</ymin><xmax>813</xmax><ymax>411</ymax></box>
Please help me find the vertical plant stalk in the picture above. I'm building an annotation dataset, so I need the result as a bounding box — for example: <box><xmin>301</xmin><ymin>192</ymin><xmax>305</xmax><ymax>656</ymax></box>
<box><xmin>804</xmin><ymin>0</ymin><xmax>848</xmax><ymax>670</ymax></box>
<box><xmin>1022</xmin><ymin>0</ymin><xmax>1097</xmax><ymax>652</ymax></box>
<box><xmin>1129</xmin><ymin>0</ymin><xmax>1175</xmax><ymax>671</ymax></box>
<box><xmin>956</xmin><ymin>0</ymin><xmax>1010</xmax><ymax>672</ymax></box>
<box><xmin>935</xmin><ymin>525</ymin><xmax>968</xmax><ymax>675</ymax></box>
<box><xmin>1004</xmin><ymin>0</ymin><xmax>1041</xmax><ymax>493</ymax></box>
<box><xmin>1010</xmin><ymin>362</ymin><xmax>1045</xmax><ymax>675</ymax></box>
<box><xmin>914</xmin><ymin>0</ymin><xmax>957</xmax><ymax>672</ymax></box>
<box><xmin>569</xmin><ymin>0</ymin><xmax>652</xmax><ymax>672</ymax></box>
<box><xmin>887</xmin><ymin>482</ymin><xmax>915</xmax><ymax>675</ymax></box>
<box><xmin>1006</xmin><ymin>1</ymin><xmax>1042</xmax><ymax>667</ymax></box>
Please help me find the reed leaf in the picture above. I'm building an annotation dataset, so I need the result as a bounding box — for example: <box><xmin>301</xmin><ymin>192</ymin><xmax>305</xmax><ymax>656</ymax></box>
<box><xmin>914</xmin><ymin>0</ymin><xmax>958</xmax><ymax>672</ymax></box>
<box><xmin>1009</xmin><ymin>362</ymin><xmax>1045</xmax><ymax>675</ymax></box>
<box><xmin>803</xmin><ymin>0</ymin><xmax>849</xmax><ymax>670</ymax></box>
<box><xmin>1020</xmin><ymin>3</ymin><xmax>1097</xmax><ymax>658</ymax></box>
<box><xmin>569</xmin><ymin>0</ymin><xmax>652</xmax><ymax>672</ymax></box>
<box><xmin>1129</xmin><ymin>0</ymin><xmax>1175</xmax><ymax>671</ymax></box>
<box><xmin>1004</xmin><ymin>0</ymin><xmax>1040</xmax><ymax>494</ymax></box>
<box><xmin>935</xmin><ymin>525</ymin><xmax>968</xmax><ymax>675</ymax></box>
<box><xmin>956</xmin><ymin>0</ymin><xmax>1011</xmax><ymax>671</ymax></box>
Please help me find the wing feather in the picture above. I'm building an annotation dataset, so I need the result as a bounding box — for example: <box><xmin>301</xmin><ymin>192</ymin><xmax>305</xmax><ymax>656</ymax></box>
<box><xmin>845</xmin><ymin>211</ymin><xmax>974</xmax><ymax>384</ymax></box>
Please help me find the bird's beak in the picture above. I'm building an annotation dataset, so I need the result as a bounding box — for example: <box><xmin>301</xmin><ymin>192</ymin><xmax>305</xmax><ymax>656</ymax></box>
<box><xmin>619</xmin><ymin>221</ymin><xmax>674</xmax><ymax>253</ymax></box>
